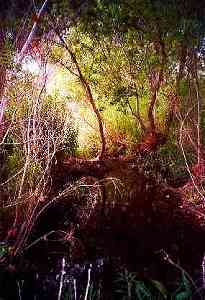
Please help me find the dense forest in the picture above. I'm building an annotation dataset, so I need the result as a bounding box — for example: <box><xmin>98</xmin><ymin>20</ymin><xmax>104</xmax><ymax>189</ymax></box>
<box><xmin>1</xmin><ymin>0</ymin><xmax>205</xmax><ymax>299</ymax></box>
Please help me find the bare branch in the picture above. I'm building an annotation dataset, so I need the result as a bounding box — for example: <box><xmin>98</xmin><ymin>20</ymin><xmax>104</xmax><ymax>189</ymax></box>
<box><xmin>16</xmin><ymin>0</ymin><xmax>48</xmax><ymax>63</ymax></box>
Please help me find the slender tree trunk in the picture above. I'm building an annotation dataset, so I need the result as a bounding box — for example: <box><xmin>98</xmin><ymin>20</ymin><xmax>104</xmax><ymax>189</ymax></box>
<box><xmin>137</xmin><ymin>31</ymin><xmax>168</xmax><ymax>154</ymax></box>
<box><xmin>147</xmin><ymin>86</ymin><xmax>158</xmax><ymax>133</ymax></box>
<box><xmin>0</xmin><ymin>29</ymin><xmax>6</xmax><ymax>131</ymax></box>
<box><xmin>57</xmin><ymin>35</ymin><xmax>106</xmax><ymax>159</ymax></box>
<box><xmin>16</xmin><ymin>0</ymin><xmax>48</xmax><ymax>63</ymax></box>
<box><xmin>164</xmin><ymin>41</ymin><xmax>188</xmax><ymax>136</ymax></box>
<box><xmin>69</xmin><ymin>48</ymin><xmax>106</xmax><ymax>159</ymax></box>
<box><xmin>0</xmin><ymin>28</ymin><xmax>5</xmax><ymax>96</ymax></box>
<box><xmin>80</xmin><ymin>76</ymin><xmax>106</xmax><ymax>159</ymax></box>
<box><xmin>0</xmin><ymin>68</ymin><xmax>6</xmax><ymax>124</ymax></box>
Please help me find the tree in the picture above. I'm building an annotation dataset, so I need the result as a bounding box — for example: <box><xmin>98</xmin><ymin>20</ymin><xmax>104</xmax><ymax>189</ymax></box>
<box><xmin>50</xmin><ymin>32</ymin><xmax>106</xmax><ymax>159</ymax></box>
<box><xmin>75</xmin><ymin>0</ymin><xmax>205</xmax><ymax>153</ymax></box>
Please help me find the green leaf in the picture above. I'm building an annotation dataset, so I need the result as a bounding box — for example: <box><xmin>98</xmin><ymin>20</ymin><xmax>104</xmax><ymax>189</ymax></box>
<box><xmin>181</xmin><ymin>271</ymin><xmax>191</xmax><ymax>291</ymax></box>
<box><xmin>150</xmin><ymin>279</ymin><xmax>168</xmax><ymax>299</ymax></box>
<box><xmin>0</xmin><ymin>243</ymin><xmax>7</xmax><ymax>257</ymax></box>
<box><xmin>135</xmin><ymin>281</ymin><xmax>152</xmax><ymax>299</ymax></box>
<box><xmin>175</xmin><ymin>291</ymin><xmax>192</xmax><ymax>300</ymax></box>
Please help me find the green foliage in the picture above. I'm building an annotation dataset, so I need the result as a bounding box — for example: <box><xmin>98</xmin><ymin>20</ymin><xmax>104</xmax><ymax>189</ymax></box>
<box><xmin>6</xmin><ymin>147</ymin><xmax>23</xmax><ymax>175</ymax></box>
<box><xmin>111</xmin><ymin>85</ymin><xmax>137</xmax><ymax>112</ymax></box>
<box><xmin>0</xmin><ymin>38</ymin><xmax>14</xmax><ymax>68</ymax></box>
<box><xmin>139</xmin><ymin>139</ymin><xmax>195</xmax><ymax>186</ymax></box>
<box><xmin>178</xmin><ymin>80</ymin><xmax>189</xmax><ymax>97</ymax></box>
<box><xmin>0</xmin><ymin>243</ymin><xmax>8</xmax><ymax>258</ymax></box>
<box><xmin>150</xmin><ymin>280</ymin><xmax>168</xmax><ymax>299</ymax></box>
<box><xmin>2</xmin><ymin>0</ymin><xmax>205</xmax><ymax>269</ymax></box>
<box><xmin>115</xmin><ymin>269</ymin><xmax>152</xmax><ymax>299</ymax></box>
<box><xmin>159</xmin><ymin>140</ymin><xmax>195</xmax><ymax>179</ymax></box>
<box><xmin>114</xmin><ymin>268</ymin><xmax>193</xmax><ymax>300</ymax></box>
<box><xmin>47</xmin><ymin>19</ymin><xmax>205</xmax><ymax>160</ymax></box>
<box><xmin>63</xmin><ymin>126</ymin><xmax>78</xmax><ymax>155</ymax></box>
<box><xmin>77</xmin><ymin>130</ymin><xmax>100</xmax><ymax>158</ymax></box>
<box><xmin>41</xmin><ymin>101</ymin><xmax>78</xmax><ymax>157</ymax></box>
<box><xmin>172</xmin><ymin>271</ymin><xmax>192</xmax><ymax>300</ymax></box>
<box><xmin>104</xmin><ymin>104</ymin><xmax>139</xmax><ymax>155</ymax></box>
<box><xmin>26</xmin><ymin>161</ymin><xmax>42</xmax><ymax>188</ymax></box>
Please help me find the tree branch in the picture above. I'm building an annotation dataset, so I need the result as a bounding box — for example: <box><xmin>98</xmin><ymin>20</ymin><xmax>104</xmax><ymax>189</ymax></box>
<box><xmin>16</xmin><ymin>0</ymin><xmax>48</xmax><ymax>63</ymax></box>
<box><xmin>55</xmin><ymin>32</ymin><xmax>106</xmax><ymax>159</ymax></box>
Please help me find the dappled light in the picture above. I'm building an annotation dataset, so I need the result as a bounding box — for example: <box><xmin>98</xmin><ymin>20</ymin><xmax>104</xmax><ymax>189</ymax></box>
<box><xmin>1</xmin><ymin>0</ymin><xmax>205</xmax><ymax>299</ymax></box>
<box><xmin>22</xmin><ymin>58</ymin><xmax>41</xmax><ymax>75</ymax></box>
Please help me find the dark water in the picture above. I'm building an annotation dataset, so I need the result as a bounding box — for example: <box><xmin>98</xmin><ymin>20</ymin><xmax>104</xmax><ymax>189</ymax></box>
<box><xmin>0</xmin><ymin>221</ymin><xmax>205</xmax><ymax>300</ymax></box>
